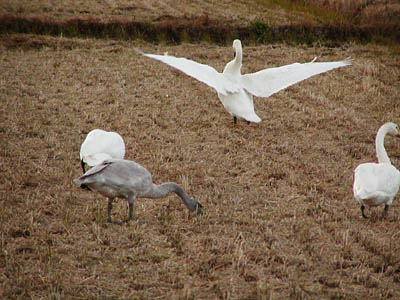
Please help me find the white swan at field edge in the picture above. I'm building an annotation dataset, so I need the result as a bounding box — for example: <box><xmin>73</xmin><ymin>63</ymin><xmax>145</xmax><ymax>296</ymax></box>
<box><xmin>353</xmin><ymin>122</ymin><xmax>400</xmax><ymax>218</ymax></box>
<box><xmin>80</xmin><ymin>129</ymin><xmax>125</xmax><ymax>173</ymax></box>
<box><xmin>137</xmin><ymin>39</ymin><xmax>352</xmax><ymax>124</ymax></box>
<box><xmin>74</xmin><ymin>159</ymin><xmax>203</xmax><ymax>222</ymax></box>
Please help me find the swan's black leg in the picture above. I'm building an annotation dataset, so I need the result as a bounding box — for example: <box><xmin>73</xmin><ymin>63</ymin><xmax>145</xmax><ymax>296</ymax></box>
<box><xmin>107</xmin><ymin>198</ymin><xmax>113</xmax><ymax>223</ymax></box>
<box><xmin>127</xmin><ymin>195</ymin><xmax>136</xmax><ymax>221</ymax></box>
<box><xmin>128</xmin><ymin>202</ymin><xmax>134</xmax><ymax>221</ymax></box>
<box><xmin>233</xmin><ymin>116</ymin><xmax>237</xmax><ymax>125</ymax></box>
<box><xmin>361</xmin><ymin>205</ymin><xmax>368</xmax><ymax>219</ymax></box>
<box><xmin>383</xmin><ymin>204</ymin><xmax>389</xmax><ymax>216</ymax></box>
<box><xmin>247</xmin><ymin>121</ymin><xmax>250</xmax><ymax>125</ymax></box>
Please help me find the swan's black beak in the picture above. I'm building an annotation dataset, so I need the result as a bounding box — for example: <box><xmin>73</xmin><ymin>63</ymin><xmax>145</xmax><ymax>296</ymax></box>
<box><xmin>195</xmin><ymin>202</ymin><xmax>204</xmax><ymax>215</ymax></box>
<box><xmin>81</xmin><ymin>159</ymin><xmax>86</xmax><ymax>173</ymax></box>
<box><xmin>80</xmin><ymin>184</ymin><xmax>90</xmax><ymax>190</ymax></box>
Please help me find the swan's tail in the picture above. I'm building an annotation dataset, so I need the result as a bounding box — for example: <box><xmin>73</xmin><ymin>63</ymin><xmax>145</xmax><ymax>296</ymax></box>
<box><xmin>240</xmin><ymin>112</ymin><xmax>261</xmax><ymax>123</ymax></box>
<box><xmin>246</xmin><ymin>115</ymin><xmax>262</xmax><ymax>123</ymax></box>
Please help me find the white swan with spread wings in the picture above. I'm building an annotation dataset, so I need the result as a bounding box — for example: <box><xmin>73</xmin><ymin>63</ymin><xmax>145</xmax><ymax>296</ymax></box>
<box><xmin>138</xmin><ymin>39</ymin><xmax>352</xmax><ymax>124</ymax></box>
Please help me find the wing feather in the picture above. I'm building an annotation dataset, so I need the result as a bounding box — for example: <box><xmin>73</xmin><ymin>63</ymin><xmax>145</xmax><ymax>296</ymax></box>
<box><xmin>354</xmin><ymin>163</ymin><xmax>400</xmax><ymax>199</ymax></box>
<box><xmin>140</xmin><ymin>52</ymin><xmax>240</xmax><ymax>95</ymax></box>
<box><xmin>241</xmin><ymin>58</ymin><xmax>352</xmax><ymax>98</ymax></box>
<box><xmin>74</xmin><ymin>160</ymin><xmax>113</xmax><ymax>184</ymax></box>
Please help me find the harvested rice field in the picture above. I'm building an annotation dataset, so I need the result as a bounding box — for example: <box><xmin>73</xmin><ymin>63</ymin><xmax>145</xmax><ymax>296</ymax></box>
<box><xmin>1</xmin><ymin>1</ymin><xmax>400</xmax><ymax>299</ymax></box>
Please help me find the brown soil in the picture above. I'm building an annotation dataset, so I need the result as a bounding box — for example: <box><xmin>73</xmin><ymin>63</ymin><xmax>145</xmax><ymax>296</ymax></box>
<box><xmin>1</xmin><ymin>34</ymin><xmax>400</xmax><ymax>299</ymax></box>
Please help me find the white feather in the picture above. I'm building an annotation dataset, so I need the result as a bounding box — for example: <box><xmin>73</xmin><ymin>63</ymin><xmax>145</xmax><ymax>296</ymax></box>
<box><xmin>138</xmin><ymin>40</ymin><xmax>352</xmax><ymax>123</ymax></box>
<box><xmin>80</xmin><ymin>129</ymin><xmax>125</xmax><ymax>168</ymax></box>
<box><xmin>241</xmin><ymin>57</ymin><xmax>353</xmax><ymax>98</ymax></box>
<box><xmin>141</xmin><ymin>53</ymin><xmax>239</xmax><ymax>95</ymax></box>
<box><xmin>353</xmin><ymin>122</ymin><xmax>400</xmax><ymax>216</ymax></box>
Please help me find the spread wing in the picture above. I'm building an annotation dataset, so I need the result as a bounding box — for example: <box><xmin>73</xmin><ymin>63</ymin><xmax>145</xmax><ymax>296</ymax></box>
<box><xmin>138</xmin><ymin>50</ymin><xmax>240</xmax><ymax>95</ymax></box>
<box><xmin>241</xmin><ymin>57</ymin><xmax>352</xmax><ymax>98</ymax></box>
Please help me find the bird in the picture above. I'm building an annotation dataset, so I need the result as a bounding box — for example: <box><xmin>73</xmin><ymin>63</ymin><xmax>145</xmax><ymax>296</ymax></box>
<box><xmin>80</xmin><ymin>129</ymin><xmax>125</xmax><ymax>173</ymax></box>
<box><xmin>73</xmin><ymin>159</ymin><xmax>203</xmax><ymax>222</ymax></box>
<box><xmin>353</xmin><ymin>122</ymin><xmax>400</xmax><ymax>218</ymax></box>
<box><xmin>137</xmin><ymin>39</ymin><xmax>352</xmax><ymax>124</ymax></box>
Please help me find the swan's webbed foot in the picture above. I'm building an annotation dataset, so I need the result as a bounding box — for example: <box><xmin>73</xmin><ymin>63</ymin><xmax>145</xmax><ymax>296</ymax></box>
<box><xmin>361</xmin><ymin>205</ymin><xmax>368</xmax><ymax>219</ymax></box>
<box><xmin>125</xmin><ymin>216</ymin><xmax>136</xmax><ymax>224</ymax></box>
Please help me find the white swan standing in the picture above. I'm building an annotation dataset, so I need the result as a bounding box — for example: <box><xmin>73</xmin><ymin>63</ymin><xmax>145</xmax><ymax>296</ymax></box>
<box><xmin>138</xmin><ymin>39</ymin><xmax>352</xmax><ymax>124</ymax></box>
<box><xmin>80</xmin><ymin>129</ymin><xmax>126</xmax><ymax>173</ymax></box>
<box><xmin>353</xmin><ymin>122</ymin><xmax>400</xmax><ymax>218</ymax></box>
<box><xmin>74</xmin><ymin>159</ymin><xmax>203</xmax><ymax>222</ymax></box>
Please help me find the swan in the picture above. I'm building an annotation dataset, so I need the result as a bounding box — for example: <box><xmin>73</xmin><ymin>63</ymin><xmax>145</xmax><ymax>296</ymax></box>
<box><xmin>74</xmin><ymin>159</ymin><xmax>203</xmax><ymax>222</ymax></box>
<box><xmin>353</xmin><ymin>122</ymin><xmax>400</xmax><ymax>218</ymax></box>
<box><xmin>137</xmin><ymin>39</ymin><xmax>352</xmax><ymax>124</ymax></box>
<box><xmin>80</xmin><ymin>129</ymin><xmax>125</xmax><ymax>173</ymax></box>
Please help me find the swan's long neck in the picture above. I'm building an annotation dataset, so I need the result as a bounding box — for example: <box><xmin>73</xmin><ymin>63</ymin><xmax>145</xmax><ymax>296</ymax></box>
<box><xmin>148</xmin><ymin>182</ymin><xmax>198</xmax><ymax>211</ymax></box>
<box><xmin>234</xmin><ymin>45</ymin><xmax>242</xmax><ymax>72</ymax></box>
<box><xmin>376</xmin><ymin>126</ymin><xmax>391</xmax><ymax>164</ymax></box>
<box><xmin>224</xmin><ymin>44</ymin><xmax>242</xmax><ymax>75</ymax></box>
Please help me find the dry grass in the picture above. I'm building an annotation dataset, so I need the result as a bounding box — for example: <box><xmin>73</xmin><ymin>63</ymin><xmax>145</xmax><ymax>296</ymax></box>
<box><xmin>1</xmin><ymin>33</ymin><xmax>400</xmax><ymax>299</ymax></box>
<box><xmin>2</xmin><ymin>0</ymin><xmax>398</xmax><ymax>27</ymax></box>
<box><xmin>0</xmin><ymin>0</ymin><xmax>293</xmax><ymax>25</ymax></box>
<box><xmin>294</xmin><ymin>0</ymin><xmax>400</xmax><ymax>24</ymax></box>
<box><xmin>1</xmin><ymin>1</ymin><xmax>399</xmax><ymax>48</ymax></box>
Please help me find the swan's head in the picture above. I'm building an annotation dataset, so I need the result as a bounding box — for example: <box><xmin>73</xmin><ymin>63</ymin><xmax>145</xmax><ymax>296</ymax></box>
<box><xmin>384</xmin><ymin>122</ymin><xmax>400</xmax><ymax>137</ymax></box>
<box><xmin>232</xmin><ymin>39</ymin><xmax>242</xmax><ymax>57</ymax></box>
<box><xmin>233</xmin><ymin>39</ymin><xmax>241</xmax><ymax>49</ymax></box>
